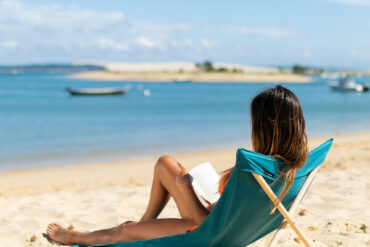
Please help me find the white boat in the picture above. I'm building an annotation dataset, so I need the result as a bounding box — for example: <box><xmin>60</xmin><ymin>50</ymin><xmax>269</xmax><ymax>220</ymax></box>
<box><xmin>67</xmin><ymin>86</ymin><xmax>130</xmax><ymax>96</ymax></box>
<box><xmin>321</xmin><ymin>72</ymin><xmax>340</xmax><ymax>79</ymax></box>
<box><xmin>328</xmin><ymin>76</ymin><xmax>369</xmax><ymax>92</ymax></box>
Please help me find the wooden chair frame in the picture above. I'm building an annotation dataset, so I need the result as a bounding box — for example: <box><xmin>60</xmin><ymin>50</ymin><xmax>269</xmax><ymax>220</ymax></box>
<box><xmin>252</xmin><ymin>167</ymin><xmax>319</xmax><ymax>247</ymax></box>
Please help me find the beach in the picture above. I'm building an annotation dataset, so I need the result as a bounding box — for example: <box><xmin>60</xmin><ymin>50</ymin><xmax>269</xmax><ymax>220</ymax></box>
<box><xmin>0</xmin><ymin>131</ymin><xmax>369</xmax><ymax>246</ymax></box>
<box><xmin>70</xmin><ymin>71</ymin><xmax>312</xmax><ymax>83</ymax></box>
<box><xmin>70</xmin><ymin>62</ymin><xmax>311</xmax><ymax>83</ymax></box>
<box><xmin>1</xmin><ymin>1</ymin><xmax>369</xmax><ymax>247</ymax></box>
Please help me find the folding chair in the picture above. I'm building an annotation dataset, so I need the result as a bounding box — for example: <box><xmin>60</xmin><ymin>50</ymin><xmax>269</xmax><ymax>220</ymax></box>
<box><xmin>73</xmin><ymin>139</ymin><xmax>332</xmax><ymax>247</ymax></box>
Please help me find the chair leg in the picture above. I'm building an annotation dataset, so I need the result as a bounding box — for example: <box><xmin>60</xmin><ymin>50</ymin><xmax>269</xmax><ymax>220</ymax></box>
<box><xmin>252</xmin><ymin>173</ymin><xmax>313</xmax><ymax>247</ymax></box>
<box><xmin>266</xmin><ymin>167</ymin><xmax>319</xmax><ymax>247</ymax></box>
<box><xmin>268</xmin><ymin>221</ymin><xmax>288</xmax><ymax>247</ymax></box>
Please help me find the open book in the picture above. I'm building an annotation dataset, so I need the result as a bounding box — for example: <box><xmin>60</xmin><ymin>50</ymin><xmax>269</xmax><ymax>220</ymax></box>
<box><xmin>189</xmin><ymin>162</ymin><xmax>221</xmax><ymax>204</ymax></box>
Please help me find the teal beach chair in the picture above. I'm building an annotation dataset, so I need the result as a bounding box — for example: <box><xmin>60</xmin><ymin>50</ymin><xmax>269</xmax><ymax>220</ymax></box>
<box><xmin>73</xmin><ymin>139</ymin><xmax>332</xmax><ymax>247</ymax></box>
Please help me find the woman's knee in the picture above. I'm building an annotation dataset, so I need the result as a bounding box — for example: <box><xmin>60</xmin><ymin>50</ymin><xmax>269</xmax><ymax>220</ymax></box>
<box><xmin>155</xmin><ymin>155</ymin><xmax>178</xmax><ymax>172</ymax></box>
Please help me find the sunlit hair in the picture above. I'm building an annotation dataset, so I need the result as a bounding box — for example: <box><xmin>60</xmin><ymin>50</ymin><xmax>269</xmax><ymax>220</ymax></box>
<box><xmin>219</xmin><ymin>85</ymin><xmax>308</xmax><ymax>214</ymax></box>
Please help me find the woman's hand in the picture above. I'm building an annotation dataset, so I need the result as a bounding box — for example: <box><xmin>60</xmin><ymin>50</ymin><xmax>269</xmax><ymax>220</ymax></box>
<box><xmin>176</xmin><ymin>162</ymin><xmax>210</xmax><ymax>225</ymax></box>
<box><xmin>176</xmin><ymin>162</ymin><xmax>193</xmax><ymax>191</ymax></box>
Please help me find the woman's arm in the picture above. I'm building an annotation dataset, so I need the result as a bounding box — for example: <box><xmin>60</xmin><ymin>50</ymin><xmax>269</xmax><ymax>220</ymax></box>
<box><xmin>176</xmin><ymin>162</ymin><xmax>211</xmax><ymax>225</ymax></box>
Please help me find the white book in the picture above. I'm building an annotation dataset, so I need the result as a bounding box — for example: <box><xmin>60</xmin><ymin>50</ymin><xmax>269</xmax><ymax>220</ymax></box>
<box><xmin>189</xmin><ymin>162</ymin><xmax>221</xmax><ymax>204</ymax></box>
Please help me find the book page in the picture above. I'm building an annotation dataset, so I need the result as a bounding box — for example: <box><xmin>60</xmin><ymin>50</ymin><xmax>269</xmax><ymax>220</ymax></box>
<box><xmin>189</xmin><ymin>162</ymin><xmax>221</xmax><ymax>204</ymax></box>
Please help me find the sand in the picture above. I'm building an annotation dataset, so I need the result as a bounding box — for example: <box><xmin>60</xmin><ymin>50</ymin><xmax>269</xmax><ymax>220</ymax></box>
<box><xmin>0</xmin><ymin>132</ymin><xmax>369</xmax><ymax>246</ymax></box>
<box><xmin>98</xmin><ymin>62</ymin><xmax>280</xmax><ymax>73</ymax></box>
<box><xmin>70</xmin><ymin>71</ymin><xmax>311</xmax><ymax>83</ymax></box>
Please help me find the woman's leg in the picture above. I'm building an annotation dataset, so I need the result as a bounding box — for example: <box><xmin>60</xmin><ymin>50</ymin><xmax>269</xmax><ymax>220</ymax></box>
<box><xmin>47</xmin><ymin>155</ymin><xmax>197</xmax><ymax>245</ymax></box>
<box><xmin>140</xmin><ymin>155</ymin><xmax>194</xmax><ymax>221</ymax></box>
<box><xmin>47</xmin><ymin>218</ymin><xmax>195</xmax><ymax>246</ymax></box>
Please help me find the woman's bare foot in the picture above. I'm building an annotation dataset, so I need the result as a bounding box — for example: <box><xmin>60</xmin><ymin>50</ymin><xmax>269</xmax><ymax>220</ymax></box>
<box><xmin>47</xmin><ymin>223</ymin><xmax>79</xmax><ymax>245</ymax></box>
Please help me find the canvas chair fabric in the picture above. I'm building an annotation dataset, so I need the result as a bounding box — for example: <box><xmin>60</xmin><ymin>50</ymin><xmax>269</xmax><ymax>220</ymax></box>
<box><xmin>73</xmin><ymin>139</ymin><xmax>332</xmax><ymax>247</ymax></box>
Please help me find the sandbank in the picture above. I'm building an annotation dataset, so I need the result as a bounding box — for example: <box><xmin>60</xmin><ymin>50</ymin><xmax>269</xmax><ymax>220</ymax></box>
<box><xmin>70</xmin><ymin>71</ymin><xmax>312</xmax><ymax>83</ymax></box>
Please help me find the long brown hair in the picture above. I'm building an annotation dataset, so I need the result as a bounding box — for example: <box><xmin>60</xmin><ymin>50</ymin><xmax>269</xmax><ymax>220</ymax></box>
<box><xmin>220</xmin><ymin>85</ymin><xmax>308</xmax><ymax>213</ymax></box>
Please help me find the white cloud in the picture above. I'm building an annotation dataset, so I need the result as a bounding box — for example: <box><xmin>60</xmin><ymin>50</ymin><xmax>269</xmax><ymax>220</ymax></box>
<box><xmin>131</xmin><ymin>23</ymin><xmax>191</xmax><ymax>33</ymax></box>
<box><xmin>0</xmin><ymin>0</ymin><xmax>333</xmax><ymax>67</ymax></box>
<box><xmin>137</xmin><ymin>36</ymin><xmax>155</xmax><ymax>48</ymax></box>
<box><xmin>0</xmin><ymin>0</ymin><xmax>125</xmax><ymax>32</ymax></box>
<box><xmin>226</xmin><ymin>25</ymin><xmax>295</xmax><ymax>38</ymax></box>
<box><xmin>0</xmin><ymin>0</ymin><xmax>195</xmax><ymax>56</ymax></box>
<box><xmin>97</xmin><ymin>37</ymin><xmax>129</xmax><ymax>51</ymax></box>
<box><xmin>1</xmin><ymin>0</ymin><xmax>298</xmax><ymax>64</ymax></box>
<box><xmin>0</xmin><ymin>40</ymin><xmax>18</xmax><ymax>48</ymax></box>
<box><xmin>326</xmin><ymin>0</ymin><xmax>370</xmax><ymax>5</ymax></box>
<box><xmin>137</xmin><ymin>36</ymin><xmax>166</xmax><ymax>50</ymax></box>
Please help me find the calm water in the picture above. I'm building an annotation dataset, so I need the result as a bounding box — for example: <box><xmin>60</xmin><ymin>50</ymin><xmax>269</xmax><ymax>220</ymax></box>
<box><xmin>0</xmin><ymin>74</ymin><xmax>369</xmax><ymax>170</ymax></box>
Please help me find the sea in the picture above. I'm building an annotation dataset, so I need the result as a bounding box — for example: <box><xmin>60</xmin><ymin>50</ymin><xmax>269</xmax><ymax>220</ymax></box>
<box><xmin>1</xmin><ymin>74</ymin><xmax>369</xmax><ymax>170</ymax></box>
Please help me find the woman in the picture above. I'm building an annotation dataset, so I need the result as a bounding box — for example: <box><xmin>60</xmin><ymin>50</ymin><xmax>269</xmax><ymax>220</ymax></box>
<box><xmin>47</xmin><ymin>85</ymin><xmax>308</xmax><ymax>246</ymax></box>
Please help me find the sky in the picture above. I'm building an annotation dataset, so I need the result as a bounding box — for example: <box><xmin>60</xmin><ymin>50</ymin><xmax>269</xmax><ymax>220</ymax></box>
<box><xmin>0</xmin><ymin>0</ymin><xmax>370</xmax><ymax>68</ymax></box>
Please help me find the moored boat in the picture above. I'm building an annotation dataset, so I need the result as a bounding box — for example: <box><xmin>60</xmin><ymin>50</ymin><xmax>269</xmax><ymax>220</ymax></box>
<box><xmin>328</xmin><ymin>76</ymin><xmax>369</xmax><ymax>92</ymax></box>
<box><xmin>172</xmin><ymin>79</ymin><xmax>192</xmax><ymax>83</ymax></box>
<box><xmin>67</xmin><ymin>86</ymin><xmax>130</xmax><ymax>96</ymax></box>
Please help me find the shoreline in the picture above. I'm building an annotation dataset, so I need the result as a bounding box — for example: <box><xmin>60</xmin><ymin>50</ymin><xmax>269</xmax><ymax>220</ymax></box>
<box><xmin>0</xmin><ymin>129</ymin><xmax>364</xmax><ymax>175</ymax></box>
<box><xmin>0</xmin><ymin>146</ymin><xmax>238</xmax><ymax>197</ymax></box>
<box><xmin>0</xmin><ymin>131</ymin><xmax>366</xmax><ymax>197</ymax></box>
<box><xmin>70</xmin><ymin>71</ymin><xmax>312</xmax><ymax>83</ymax></box>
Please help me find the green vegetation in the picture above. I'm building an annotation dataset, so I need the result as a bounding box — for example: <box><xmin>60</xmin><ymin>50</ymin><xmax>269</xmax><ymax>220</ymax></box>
<box><xmin>195</xmin><ymin>61</ymin><xmax>243</xmax><ymax>73</ymax></box>
<box><xmin>292</xmin><ymin>64</ymin><xmax>309</xmax><ymax>74</ymax></box>
<box><xmin>231</xmin><ymin>68</ymin><xmax>243</xmax><ymax>73</ymax></box>
<box><xmin>217</xmin><ymin>67</ymin><xmax>228</xmax><ymax>72</ymax></box>
<box><xmin>292</xmin><ymin>64</ymin><xmax>325</xmax><ymax>75</ymax></box>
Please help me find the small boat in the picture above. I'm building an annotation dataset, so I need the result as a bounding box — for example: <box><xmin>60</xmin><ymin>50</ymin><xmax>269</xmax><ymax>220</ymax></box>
<box><xmin>321</xmin><ymin>72</ymin><xmax>340</xmax><ymax>79</ymax></box>
<box><xmin>328</xmin><ymin>76</ymin><xmax>369</xmax><ymax>92</ymax></box>
<box><xmin>67</xmin><ymin>86</ymin><xmax>130</xmax><ymax>96</ymax></box>
<box><xmin>173</xmin><ymin>79</ymin><xmax>192</xmax><ymax>83</ymax></box>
